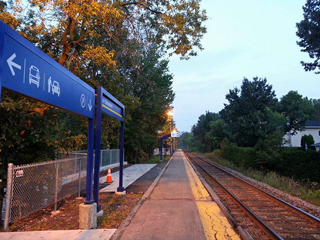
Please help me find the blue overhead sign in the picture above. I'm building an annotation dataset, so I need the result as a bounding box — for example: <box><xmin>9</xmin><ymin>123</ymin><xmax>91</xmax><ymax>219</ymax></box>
<box><xmin>100</xmin><ymin>87</ymin><xmax>124</xmax><ymax>122</ymax></box>
<box><xmin>0</xmin><ymin>21</ymin><xmax>94</xmax><ymax>119</ymax></box>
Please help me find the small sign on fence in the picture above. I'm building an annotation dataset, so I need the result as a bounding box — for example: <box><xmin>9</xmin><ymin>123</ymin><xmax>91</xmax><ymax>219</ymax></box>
<box><xmin>15</xmin><ymin>170</ymin><xmax>24</xmax><ymax>177</ymax></box>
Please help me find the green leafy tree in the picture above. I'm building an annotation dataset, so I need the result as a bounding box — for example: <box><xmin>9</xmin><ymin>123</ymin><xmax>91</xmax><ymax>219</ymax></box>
<box><xmin>0</xmin><ymin>92</ymin><xmax>58</xmax><ymax>218</ymax></box>
<box><xmin>296</xmin><ymin>0</ymin><xmax>320</xmax><ymax>73</ymax></box>
<box><xmin>264</xmin><ymin>109</ymin><xmax>287</xmax><ymax>134</ymax></box>
<box><xmin>311</xmin><ymin>99</ymin><xmax>320</xmax><ymax>122</ymax></box>
<box><xmin>123</xmin><ymin>47</ymin><xmax>175</xmax><ymax>162</ymax></box>
<box><xmin>192</xmin><ymin>112</ymin><xmax>220</xmax><ymax>152</ymax></box>
<box><xmin>178</xmin><ymin>132</ymin><xmax>201</xmax><ymax>151</ymax></box>
<box><xmin>178</xmin><ymin>132</ymin><xmax>190</xmax><ymax>149</ymax></box>
<box><xmin>220</xmin><ymin>77</ymin><xmax>277</xmax><ymax>147</ymax></box>
<box><xmin>280</xmin><ymin>91</ymin><xmax>313</xmax><ymax>135</ymax></box>
<box><xmin>205</xmin><ymin>119</ymin><xmax>230</xmax><ymax>150</ymax></box>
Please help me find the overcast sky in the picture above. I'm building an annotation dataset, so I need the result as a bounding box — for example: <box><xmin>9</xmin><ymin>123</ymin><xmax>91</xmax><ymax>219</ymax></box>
<box><xmin>169</xmin><ymin>0</ymin><xmax>319</xmax><ymax>132</ymax></box>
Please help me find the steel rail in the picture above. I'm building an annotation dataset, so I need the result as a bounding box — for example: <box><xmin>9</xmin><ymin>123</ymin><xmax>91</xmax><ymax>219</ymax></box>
<box><xmin>195</xmin><ymin>154</ymin><xmax>320</xmax><ymax>224</ymax></box>
<box><xmin>184</xmin><ymin>151</ymin><xmax>320</xmax><ymax>239</ymax></box>
<box><xmin>184</xmin><ymin>152</ymin><xmax>283</xmax><ymax>240</ymax></box>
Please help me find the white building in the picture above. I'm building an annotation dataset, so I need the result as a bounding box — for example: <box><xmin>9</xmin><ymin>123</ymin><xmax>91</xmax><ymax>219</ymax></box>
<box><xmin>312</xmin><ymin>142</ymin><xmax>320</xmax><ymax>152</ymax></box>
<box><xmin>283</xmin><ymin>120</ymin><xmax>320</xmax><ymax>147</ymax></box>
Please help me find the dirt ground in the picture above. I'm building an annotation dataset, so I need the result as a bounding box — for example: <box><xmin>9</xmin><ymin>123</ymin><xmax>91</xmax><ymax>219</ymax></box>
<box><xmin>6</xmin><ymin>163</ymin><xmax>166</xmax><ymax>232</ymax></box>
<box><xmin>8</xmin><ymin>193</ymin><xmax>143</xmax><ymax>231</ymax></box>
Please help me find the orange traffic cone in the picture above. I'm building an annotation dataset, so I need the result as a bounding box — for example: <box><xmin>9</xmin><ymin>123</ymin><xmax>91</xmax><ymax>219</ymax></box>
<box><xmin>106</xmin><ymin>167</ymin><xmax>113</xmax><ymax>183</ymax></box>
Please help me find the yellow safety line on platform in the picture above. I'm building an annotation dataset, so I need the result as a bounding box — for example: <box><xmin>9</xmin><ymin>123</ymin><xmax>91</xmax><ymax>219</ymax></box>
<box><xmin>182</xmin><ymin>153</ymin><xmax>240</xmax><ymax>240</ymax></box>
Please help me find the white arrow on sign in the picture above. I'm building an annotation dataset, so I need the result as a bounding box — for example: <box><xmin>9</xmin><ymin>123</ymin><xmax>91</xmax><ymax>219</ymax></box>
<box><xmin>7</xmin><ymin>53</ymin><xmax>21</xmax><ymax>76</ymax></box>
<box><xmin>88</xmin><ymin>99</ymin><xmax>92</xmax><ymax>111</ymax></box>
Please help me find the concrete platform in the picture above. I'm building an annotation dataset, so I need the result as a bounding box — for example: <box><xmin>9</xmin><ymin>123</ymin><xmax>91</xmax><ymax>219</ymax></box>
<box><xmin>100</xmin><ymin>164</ymin><xmax>156</xmax><ymax>192</ymax></box>
<box><xmin>0</xmin><ymin>229</ymin><xmax>116</xmax><ymax>240</ymax></box>
<box><xmin>114</xmin><ymin>150</ymin><xmax>240</xmax><ymax>240</ymax></box>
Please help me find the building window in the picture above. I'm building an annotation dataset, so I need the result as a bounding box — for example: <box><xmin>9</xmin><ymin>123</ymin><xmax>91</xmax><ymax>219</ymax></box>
<box><xmin>319</xmin><ymin>131</ymin><xmax>320</xmax><ymax>136</ymax></box>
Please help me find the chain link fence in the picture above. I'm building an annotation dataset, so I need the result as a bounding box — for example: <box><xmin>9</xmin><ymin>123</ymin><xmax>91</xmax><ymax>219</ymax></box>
<box><xmin>153</xmin><ymin>148</ymin><xmax>168</xmax><ymax>156</ymax></box>
<box><xmin>100</xmin><ymin>150</ymin><xmax>120</xmax><ymax>168</ymax></box>
<box><xmin>3</xmin><ymin>149</ymin><xmax>120</xmax><ymax>229</ymax></box>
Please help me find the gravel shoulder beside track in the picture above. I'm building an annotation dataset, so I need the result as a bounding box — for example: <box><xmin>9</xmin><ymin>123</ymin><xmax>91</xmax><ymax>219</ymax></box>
<box><xmin>211</xmin><ymin>159</ymin><xmax>320</xmax><ymax>219</ymax></box>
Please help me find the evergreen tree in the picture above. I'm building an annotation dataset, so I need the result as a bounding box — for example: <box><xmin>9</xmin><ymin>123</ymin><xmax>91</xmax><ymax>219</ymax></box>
<box><xmin>220</xmin><ymin>77</ymin><xmax>276</xmax><ymax>147</ymax></box>
<box><xmin>296</xmin><ymin>0</ymin><xmax>320</xmax><ymax>73</ymax></box>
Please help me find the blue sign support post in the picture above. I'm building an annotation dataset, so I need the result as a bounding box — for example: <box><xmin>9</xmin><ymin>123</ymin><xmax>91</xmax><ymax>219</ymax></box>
<box><xmin>0</xmin><ymin>21</ymin><xmax>95</xmax><ymax>204</ymax></box>
<box><xmin>160</xmin><ymin>134</ymin><xmax>171</xmax><ymax>162</ymax></box>
<box><xmin>86</xmin><ymin>119</ymin><xmax>95</xmax><ymax>204</ymax></box>
<box><xmin>94</xmin><ymin>87</ymin><xmax>125</xmax><ymax>211</ymax></box>
<box><xmin>94</xmin><ymin>88</ymin><xmax>103</xmax><ymax>211</ymax></box>
<box><xmin>164</xmin><ymin>141</ymin><xmax>167</xmax><ymax>159</ymax></box>
<box><xmin>117</xmin><ymin>121</ymin><xmax>125</xmax><ymax>192</ymax></box>
<box><xmin>0</xmin><ymin>23</ymin><xmax>3</xmax><ymax>101</ymax></box>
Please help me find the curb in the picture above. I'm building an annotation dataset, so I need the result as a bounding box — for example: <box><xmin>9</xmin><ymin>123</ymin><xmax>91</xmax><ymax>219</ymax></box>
<box><xmin>110</xmin><ymin>155</ymin><xmax>174</xmax><ymax>240</ymax></box>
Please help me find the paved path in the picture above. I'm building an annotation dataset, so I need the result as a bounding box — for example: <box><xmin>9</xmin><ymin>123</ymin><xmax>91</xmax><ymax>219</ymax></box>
<box><xmin>116</xmin><ymin>150</ymin><xmax>240</xmax><ymax>240</ymax></box>
<box><xmin>99</xmin><ymin>164</ymin><xmax>156</xmax><ymax>192</ymax></box>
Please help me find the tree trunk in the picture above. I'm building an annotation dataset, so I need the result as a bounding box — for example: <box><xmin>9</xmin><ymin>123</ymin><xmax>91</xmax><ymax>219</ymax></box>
<box><xmin>58</xmin><ymin>16</ymin><xmax>76</xmax><ymax>68</ymax></box>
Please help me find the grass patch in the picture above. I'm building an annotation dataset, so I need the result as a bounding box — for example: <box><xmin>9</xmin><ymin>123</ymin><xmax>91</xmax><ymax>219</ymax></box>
<box><xmin>200</xmin><ymin>152</ymin><xmax>320</xmax><ymax>207</ymax></box>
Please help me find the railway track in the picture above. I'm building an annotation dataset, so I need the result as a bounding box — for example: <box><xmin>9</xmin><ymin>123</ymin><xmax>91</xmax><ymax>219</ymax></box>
<box><xmin>183</xmin><ymin>151</ymin><xmax>320</xmax><ymax>240</ymax></box>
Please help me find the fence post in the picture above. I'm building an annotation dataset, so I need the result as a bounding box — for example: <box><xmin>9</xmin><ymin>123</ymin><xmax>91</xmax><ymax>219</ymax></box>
<box><xmin>111</xmin><ymin>150</ymin><xmax>114</xmax><ymax>165</ymax></box>
<box><xmin>3</xmin><ymin>163</ymin><xmax>13</xmax><ymax>231</ymax></box>
<box><xmin>54</xmin><ymin>163</ymin><xmax>59</xmax><ymax>212</ymax></box>
<box><xmin>78</xmin><ymin>158</ymin><xmax>81</xmax><ymax>198</ymax></box>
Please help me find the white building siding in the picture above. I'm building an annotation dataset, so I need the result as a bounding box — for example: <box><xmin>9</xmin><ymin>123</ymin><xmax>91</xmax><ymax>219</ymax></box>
<box><xmin>284</xmin><ymin>128</ymin><xmax>320</xmax><ymax>147</ymax></box>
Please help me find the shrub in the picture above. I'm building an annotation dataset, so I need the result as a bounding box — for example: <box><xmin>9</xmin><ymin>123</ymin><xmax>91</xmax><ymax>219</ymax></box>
<box><xmin>300</xmin><ymin>134</ymin><xmax>315</xmax><ymax>151</ymax></box>
<box><xmin>219</xmin><ymin>138</ymin><xmax>320</xmax><ymax>183</ymax></box>
<box><xmin>220</xmin><ymin>138</ymin><xmax>256</xmax><ymax>167</ymax></box>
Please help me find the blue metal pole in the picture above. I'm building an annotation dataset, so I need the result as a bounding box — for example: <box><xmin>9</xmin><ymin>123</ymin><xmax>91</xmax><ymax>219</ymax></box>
<box><xmin>93</xmin><ymin>88</ymin><xmax>102</xmax><ymax>211</ymax></box>
<box><xmin>160</xmin><ymin>139</ymin><xmax>163</xmax><ymax>162</ymax></box>
<box><xmin>117</xmin><ymin>121</ymin><xmax>125</xmax><ymax>192</ymax></box>
<box><xmin>0</xmin><ymin>22</ymin><xmax>4</xmax><ymax>101</ymax></box>
<box><xmin>164</xmin><ymin>141</ymin><xmax>167</xmax><ymax>159</ymax></box>
<box><xmin>85</xmin><ymin>118</ymin><xmax>94</xmax><ymax>204</ymax></box>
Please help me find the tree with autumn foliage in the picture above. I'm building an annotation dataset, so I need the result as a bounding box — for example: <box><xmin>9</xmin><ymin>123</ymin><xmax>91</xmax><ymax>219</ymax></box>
<box><xmin>4</xmin><ymin>0</ymin><xmax>207</xmax><ymax>71</ymax></box>
<box><xmin>0</xmin><ymin>0</ymin><xmax>207</xmax><ymax>169</ymax></box>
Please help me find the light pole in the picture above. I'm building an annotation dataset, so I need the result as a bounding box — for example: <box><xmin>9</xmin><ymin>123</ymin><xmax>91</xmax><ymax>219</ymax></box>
<box><xmin>167</xmin><ymin>110</ymin><xmax>173</xmax><ymax>155</ymax></box>
<box><xmin>172</xmin><ymin>129</ymin><xmax>177</xmax><ymax>152</ymax></box>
